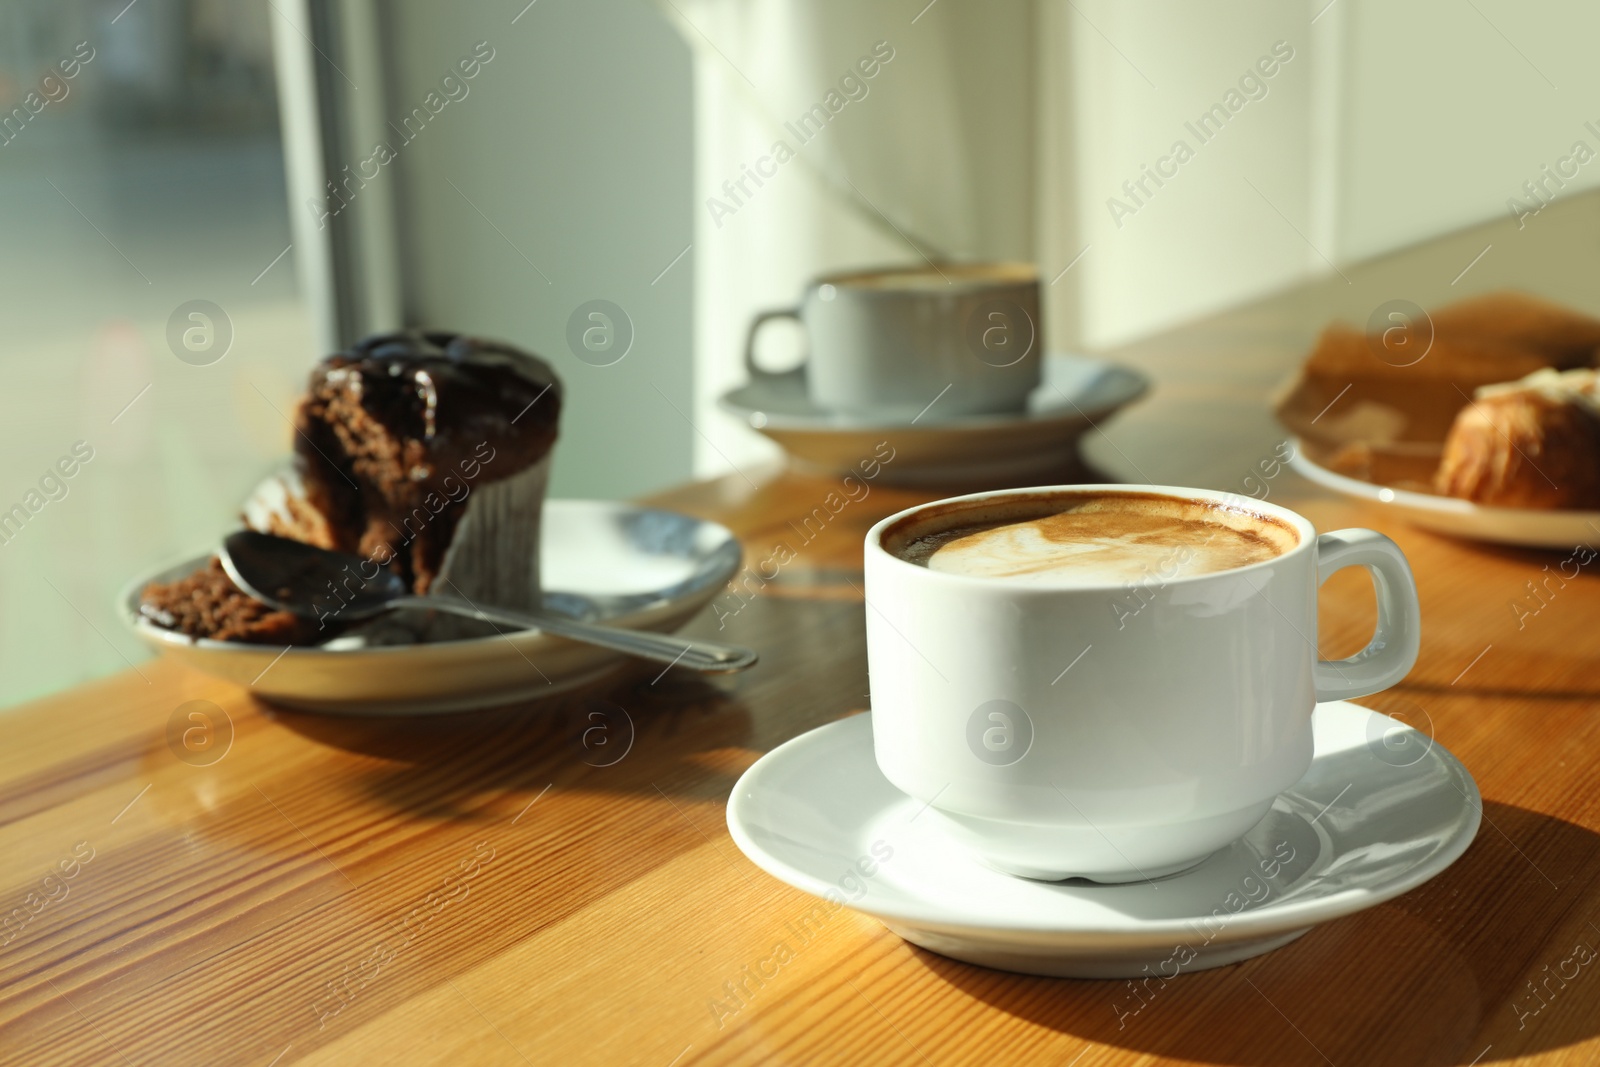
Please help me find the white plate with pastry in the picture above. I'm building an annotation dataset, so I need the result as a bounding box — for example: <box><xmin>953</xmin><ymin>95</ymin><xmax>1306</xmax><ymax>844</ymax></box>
<box><xmin>1290</xmin><ymin>367</ymin><xmax>1600</xmax><ymax>548</ymax></box>
<box><xmin>1291</xmin><ymin>442</ymin><xmax>1600</xmax><ymax>549</ymax></box>
<box><xmin>122</xmin><ymin>499</ymin><xmax>743</xmax><ymax>715</ymax></box>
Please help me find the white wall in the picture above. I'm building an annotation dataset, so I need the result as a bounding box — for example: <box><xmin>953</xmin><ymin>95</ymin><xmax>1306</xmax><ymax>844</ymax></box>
<box><xmin>1330</xmin><ymin>0</ymin><xmax>1600</xmax><ymax>262</ymax></box>
<box><xmin>387</xmin><ymin>0</ymin><xmax>696</xmax><ymax>500</ymax></box>
<box><xmin>1061</xmin><ymin>1</ymin><xmax>1318</xmax><ymax>349</ymax></box>
<box><xmin>1057</xmin><ymin>0</ymin><xmax>1600</xmax><ymax>349</ymax></box>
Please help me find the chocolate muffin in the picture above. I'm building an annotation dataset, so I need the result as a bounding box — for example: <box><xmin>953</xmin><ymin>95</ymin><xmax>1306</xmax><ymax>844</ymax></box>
<box><xmin>142</xmin><ymin>329</ymin><xmax>563</xmax><ymax>645</ymax></box>
<box><xmin>282</xmin><ymin>329</ymin><xmax>561</xmax><ymax>599</ymax></box>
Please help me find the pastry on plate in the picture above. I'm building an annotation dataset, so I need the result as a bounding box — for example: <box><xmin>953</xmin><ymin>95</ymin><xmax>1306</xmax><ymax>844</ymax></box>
<box><xmin>1434</xmin><ymin>368</ymin><xmax>1600</xmax><ymax>509</ymax></box>
<box><xmin>141</xmin><ymin>329</ymin><xmax>564</xmax><ymax>643</ymax></box>
<box><xmin>1276</xmin><ymin>291</ymin><xmax>1600</xmax><ymax>448</ymax></box>
<box><xmin>1427</xmin><ymin>291</ymin><xmax>1600</xmax><ymax>367</ymax></box>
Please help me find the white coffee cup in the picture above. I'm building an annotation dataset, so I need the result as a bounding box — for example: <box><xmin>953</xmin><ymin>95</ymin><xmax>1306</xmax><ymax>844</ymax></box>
<box><xmin>863</xmin><ymin>484</ymin><xmax>1422</xmax><ymax>883</ymax></box>
<box><xmin>745</xmin><ymin>262</ymin><xmax>1042</xmax><ymax>419</ymax></box>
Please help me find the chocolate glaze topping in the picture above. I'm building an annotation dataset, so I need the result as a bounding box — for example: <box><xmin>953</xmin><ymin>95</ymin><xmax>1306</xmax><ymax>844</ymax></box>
<box><xmin>312</xmin><ymin>329</ymin><xmax>561</xmax><ymax>475</ymax></box>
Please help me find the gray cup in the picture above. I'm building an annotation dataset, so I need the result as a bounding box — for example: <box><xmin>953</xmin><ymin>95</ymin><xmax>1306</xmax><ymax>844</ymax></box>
<box><xmin>745</xmin><ymin>262</ymin><xmax>1042</xmax><ymax>419</ymax></box>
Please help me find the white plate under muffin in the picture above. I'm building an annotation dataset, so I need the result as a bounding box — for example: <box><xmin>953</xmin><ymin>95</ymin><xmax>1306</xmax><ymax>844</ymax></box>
<box><xmin>121</xmin><ymin>499</ymin><xmax>742</xmax><ymax>715</ymax></box>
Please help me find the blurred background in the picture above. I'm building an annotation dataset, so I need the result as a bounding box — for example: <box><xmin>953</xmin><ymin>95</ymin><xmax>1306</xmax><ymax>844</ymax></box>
<box><xmin>2</xmin><ymin>0</ymin><xmax>1597</xmax><ymax>707</ymax></box>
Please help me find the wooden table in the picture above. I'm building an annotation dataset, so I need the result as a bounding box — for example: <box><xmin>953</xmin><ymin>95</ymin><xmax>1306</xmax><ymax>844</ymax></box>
<box><xmin>8</xmin><ymin>277</ymin><xmax>1600</xmax><ymax>1065</ymax></box>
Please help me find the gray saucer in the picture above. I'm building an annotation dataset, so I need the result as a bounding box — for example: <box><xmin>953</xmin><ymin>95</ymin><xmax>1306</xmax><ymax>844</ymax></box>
<box><xmin>718</xmin><ymin>354</ymin><xmax>1148</xmax><ymax>486</ymax></box>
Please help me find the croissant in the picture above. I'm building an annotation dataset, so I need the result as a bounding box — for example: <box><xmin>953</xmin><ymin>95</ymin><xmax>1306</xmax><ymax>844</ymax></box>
<box><xmin>1434</xmin><ymin>369</ymin><xmax>1600</xmax><ymax>508</ymax></box>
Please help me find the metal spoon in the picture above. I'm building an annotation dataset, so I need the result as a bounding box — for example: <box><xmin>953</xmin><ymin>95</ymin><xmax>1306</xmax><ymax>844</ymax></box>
<box><xmin>220</xmin><ymin>530</ymin><xmax>757</xmax><ymax>674</ymax></box>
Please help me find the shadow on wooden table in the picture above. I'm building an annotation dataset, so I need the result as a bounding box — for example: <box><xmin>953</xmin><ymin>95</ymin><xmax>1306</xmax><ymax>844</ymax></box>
<box><xmin>865</xmin><ymin>452</ymin><xmax>1119</xmax><ymax>497</ymax></box>
<box><xmin>913</xmin><ymin>800</ymin><xmax>1600</xmax><ymax>1066</ymax></box>
<box><xmin>265</xmin><ymin>664</ymin><xmax>755</xmax><ymax>817</ymax></box>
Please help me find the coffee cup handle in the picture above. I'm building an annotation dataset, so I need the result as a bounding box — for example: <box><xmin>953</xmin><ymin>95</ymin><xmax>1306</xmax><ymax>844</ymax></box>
<box><xmin>1312</xmin><ymin>529</ymin><xmax>1422</xmax><ymax>701</ymax></box>
<box><xmin>744</xmin><ymin>308</ymin><xmax>803</xmax><ymax>380</ymax></box>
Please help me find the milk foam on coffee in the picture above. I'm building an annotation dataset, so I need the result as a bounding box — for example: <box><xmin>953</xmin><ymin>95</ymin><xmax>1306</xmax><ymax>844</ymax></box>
<box><xmin>898</xmin><ymin>493</ymin><xmax>1296</xmax><ymax>586</ymax></box>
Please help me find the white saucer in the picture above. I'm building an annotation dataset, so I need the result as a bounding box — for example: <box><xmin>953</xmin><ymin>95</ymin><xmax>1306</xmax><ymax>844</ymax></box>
<box><xmin>727</xmin><ymin>702</ymin><xmax>1480</xmax><ymax>979</ymax></box>
<box><xmin>121</xmin><ymin>500</ymin><xmax>742</xmax><ymax>715</ymax></box>
<box><xmin>718</xmin><ymin>354</ymin><xmax>1148</xmax><ymax>486</ymax></box>
<box><xmin>1291</xmin><ymin>440</ymin><xmax>1600</xmax><ymax>548</ymax></box>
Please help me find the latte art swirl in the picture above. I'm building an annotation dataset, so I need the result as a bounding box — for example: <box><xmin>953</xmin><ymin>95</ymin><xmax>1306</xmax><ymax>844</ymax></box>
<box><xmin>890</xmin><ymin>493</ymin><xmax>1297</xmax><ymax>586</ymax></box>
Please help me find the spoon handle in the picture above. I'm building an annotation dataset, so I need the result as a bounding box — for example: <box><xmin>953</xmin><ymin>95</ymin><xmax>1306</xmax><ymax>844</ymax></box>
<box><xmin>392</xmin><ymin>596</ymin><xmax>758</xmax><ymax>674</ymax></box>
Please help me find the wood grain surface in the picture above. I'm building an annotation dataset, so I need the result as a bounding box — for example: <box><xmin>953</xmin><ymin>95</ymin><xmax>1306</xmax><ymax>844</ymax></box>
<box><xmin>7</xmin><ymin>265</ymin><xmax>1600</xmax><ymax>1065</ymax></box>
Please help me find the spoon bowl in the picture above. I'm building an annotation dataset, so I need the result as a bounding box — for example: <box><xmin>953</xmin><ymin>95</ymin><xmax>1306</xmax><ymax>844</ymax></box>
<box><xmin>222</xmin><ymin>531</ymin><xmax>406</xmax><ymax>623</ymax></box>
